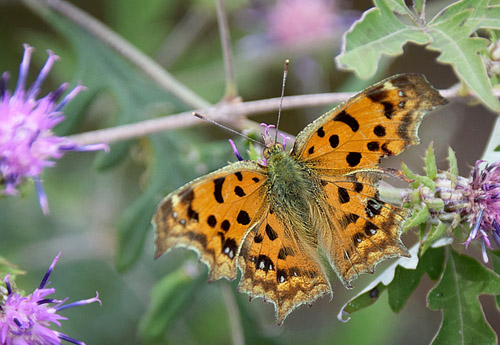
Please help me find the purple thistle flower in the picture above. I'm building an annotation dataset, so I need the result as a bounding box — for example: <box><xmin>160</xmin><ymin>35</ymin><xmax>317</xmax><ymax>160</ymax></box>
<box><xmin>464</xmin><ymin>160</ymin><xmax>500</xmax><ymax>262</ymax></box>
<box><xmin>0</xmin><ymin>252</ymin><xmax>101</xmax><ymax>345</ymax></box>
<box><xmin>0</xmin><ymin>45</ymin><xmax>108</xmax><ymax>214</ymax></box>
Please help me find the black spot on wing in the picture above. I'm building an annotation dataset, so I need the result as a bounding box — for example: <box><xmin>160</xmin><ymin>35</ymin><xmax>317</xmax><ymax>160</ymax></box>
<box><xmin>366</xmin><ymin>199</ymin><xmax>382</xmax><ymax>218</ymax></box>
<box><xmin>367</xmin><ymin>141</ymin><xmax>379</xmax><ymax>151</ymax></box>
<box><xmin>235</xmin><ymin>172</ymin><xmax>243</xmax><ymax>181</ymax></box>
<box><xmin>354</xmin><ymin>182</ymin><xmax>363</xmax><ymax>193</ymax></box>
<box><xmin>221</xmin><ymin>219</ymin><xmax>230</xmax><ymax>231</ymax></box>
<box><xmin>237</xmin><ymin>210</ymin><xmax>251</xmax><ymax>225</ymax></box>
<box><xmin>223</xmin><ymin>238</ymin><xmax>238</xmax><ymax>259</ymax></box>
<box><xmin>334</xmin><ymin>110</ymin><xmax>359</xmax><ymax>132</ymax></box>
<box><xmin>265</xmin><ymin>224</ymin><xmax>278</xmax><ymax>241</ymax></box>
<box><xmin>252</xmin><ymin>177</ymin><xmax>260</xmax><ymax>183</ymax></box>
<box><xmin>374</xmin><ymin>125</ymin><xmax>386</xmax><ymax>137</ymax></box>
<box><xmin>346</xmin><ymin>152</ymin><xmax>362</xmax><ymax>167</ymax></box>
<box><xmin>254</xmin><ymin>233</ymin><xmax>264</xmax><ymax>243</ymax></box>
<box><xmin>382</xmin><ymin>101</ymin><xmax>394</xmax><ymax>119</ymax></box>
<box><xmin>256</xmin><ymin>255</ymin><xmax>274</xmax><ymax>272</ymax></box>
<box><xmin>317</xmin><ymin>126</ymin><xmax>325</xmax><ymax>137</ymax></box>
<box><xmin>207</xmin><ymin>215</ymin><xmax>217</xmax><ymax>227</ymax></box>
<box><xmin>364</xmin><ymin>221</ymin><xmax>378</xmax><ymax>236</ymax></box>
<box><xmin>234</xmin><ymin>186</ymin><xmax>246</xmax><ymax>197</ymax></box>
<box><xmin>213</xmin><ymin>177</ymin><xmax>225</xmax><ymax>203</ymax></box>
<box><xmin>308</xmin><ymin>146</ymin><xmax>315</xmax><ymax>154</ymax></box>
<box><xmin>278</xmin><ymin>247</ymin><xmax>295</xmax><ymax>259</ymax></box>
<box><xmin>329</xmin><ymin>135</ymin><xmax>339</xmax><ymax>149</ymax></box>
<box><xmin>338</xmin><ymin>186</ymin><xmax>350</xmax><ymax>204</ymax></box>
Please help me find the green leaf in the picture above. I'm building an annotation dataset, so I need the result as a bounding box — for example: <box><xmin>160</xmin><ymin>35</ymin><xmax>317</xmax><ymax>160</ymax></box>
<box><xmin>0</xmin><ymin>257</ymin><xmax>26</xmax><ymax>280</ymax></box>
<box><xmin>420</xmin><ymin>222</ymin><xmax>447</xmax><ymax>256</ymax></box>
<box><xmin>427</xmin><ymin>2</ymin><xmax>500</xmax><ymax>112</ymax></box>
<box><xmin>139</xmin><ymin>264</ymin><xmax>205</xmax><ymax>342</ymax></box>
<box><xmin>495</xmin><ymin>145</ymin><xmax>500</xmax><ymax>152</ymax></box>
<box><xmin>388</xmin><ymin>246</ymin><xmax>445</xmax><ymax>312</ymax></box>
<box><xmin>490</xmin><ymin>250</ymin><xmax>500</xmax><ymax>309</ymax></box>
<box><xmin>413</xmin><ymin>0</ymin><xmax>424</xmax><ymax>14</ymax></box>
<box><xmin>339</xmin><ymin>244</ymin><xmax>419</xmax><ymax>321</ymax></box>
<box><xmin>425</xmin><ymin>142</ymin><xmax>437</xmax><ymax>180</ymax></box>
<box><xmin>404</xmin><ymin>204</ymin><xmax>430</xmax><ymax>230</ymax></box>
<box><xmin>335</xmin><ymin>0</ymin><xmax>429</xmax><ymax>78</ymax></box>
<box><xmin>428</xmin><ymin>249</ymin><xmax>500</xmax><ymax>345</ymax></box>
<box><xmin>385</xmin><ymin>0</ymin><xmax>410</xmax><ymax>13</ymax></box>
<box><xmin>447</xmin><ymin>147</ymin><xmax>459</xmax><ymax>177</ymax></box>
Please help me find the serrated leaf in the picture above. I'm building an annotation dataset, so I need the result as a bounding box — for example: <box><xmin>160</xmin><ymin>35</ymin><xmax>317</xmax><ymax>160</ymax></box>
<box><xmin>427</xmin><ymin>5</ymin><xmax>500</xmax><ymax>112</ymax></box>
<box><xmin>139</xmin><ymin>264</ymin><xmax>205</xmax><ymax>342</ymax></box>
<box><xmin>388</xmin><ymin>246</ymin><xmax>445</xmax><ymax>312</ymax></box>
<box><xmin>335</xmin><ymin>0</ymin><xmax>429</xmax><ymax>78</ymax></box>
<box><xmin>428</xmin><ymin>249</ymin><xmax>500</xmax><ymax>345</ymax></box>
<box><xmin>430</xmin><ymin>0</ymin><xmax>500</xmax><ymax>29</ymax></box>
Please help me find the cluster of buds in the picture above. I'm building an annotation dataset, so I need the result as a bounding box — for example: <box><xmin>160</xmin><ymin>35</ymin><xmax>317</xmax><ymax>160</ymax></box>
<box><xmin>399</xmin><ymin>144</ymin><xmax>500</xmax><ymax>262</ymax></box>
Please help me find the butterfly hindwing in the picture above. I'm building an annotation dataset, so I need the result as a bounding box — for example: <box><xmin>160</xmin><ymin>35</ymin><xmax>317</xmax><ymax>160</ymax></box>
<box><xmin>292</xmin><ymin>73</ymin><xmax>448</xmax><ymax>173</ymax></box>
<box><xmin>154</xmin><ymin>161</ymin><xmax>268</xmax><ymax>281</ymax></box>
<box><xmin>318</xmin><ymin>172</ymin><xmax>409</xmax><ymax>285</ymax></box>
<box><xmin>238</xmin><ymin>208</ymin><xmax>331</xmax><ymax>324</ymax></box>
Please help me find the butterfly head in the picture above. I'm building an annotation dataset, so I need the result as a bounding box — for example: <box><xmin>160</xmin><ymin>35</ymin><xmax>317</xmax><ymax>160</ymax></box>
<box><xmin>262</xmin><ymin>142</ymin><xmax>284</xmax><ymax>159</ymax></box>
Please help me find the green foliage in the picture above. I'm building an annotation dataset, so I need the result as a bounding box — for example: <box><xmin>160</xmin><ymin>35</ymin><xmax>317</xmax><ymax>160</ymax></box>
<box><xmin>336</xmin><ymin>0</ymin><xmax>500</xmax><ymax>111</ymax></box>
<box><xmin>428</xmin><ymin>249</ymin><xmax>500</xmax><ymax>345</ymax></box>
<box><xmin>139</xmin><ymin>264</ymin><xmax>205</xmax><ymax>342</ymax></box>
<box><xmin>340</xmin><ymin>246</ymin><xmax>444</xmax><ymax>319</ymax></box>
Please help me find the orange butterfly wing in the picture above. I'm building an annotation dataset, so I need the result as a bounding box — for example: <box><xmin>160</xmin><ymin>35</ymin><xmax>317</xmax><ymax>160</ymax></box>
<box><xmin>293</xmin><ymin>73</ymin><xmax>448</xmax><ymax>173</ymax></box>
<box><xmin>154</xmin><ymin>161</ymin><xmax>268</xmax><ymax>281</ymax></box>
<box><xmin>290</xmin><ymin>73</ymin><xmax>447</xmax><ymax>285</ymax></box>
<box><xmin>238</xmin><ymin>208</ymin><xmax>331</xmax><ymax>324</ymax></box>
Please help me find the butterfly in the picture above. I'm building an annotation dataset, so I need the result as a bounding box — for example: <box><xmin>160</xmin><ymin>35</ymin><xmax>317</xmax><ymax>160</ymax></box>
<box><xmin>153</xmin><ymin>73</ymin><xmax>447</xmax><ymax>324</ymax></box>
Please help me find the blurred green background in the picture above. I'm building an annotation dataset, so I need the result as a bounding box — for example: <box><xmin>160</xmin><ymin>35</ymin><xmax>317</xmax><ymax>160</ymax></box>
<box><xmin>0</xmin><ymin>0</ymin><xmax>497</xmax><ymax>344</ymax></box>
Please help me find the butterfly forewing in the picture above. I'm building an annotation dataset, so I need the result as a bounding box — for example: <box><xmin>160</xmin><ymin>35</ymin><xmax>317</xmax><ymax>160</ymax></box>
<box><xmin>154</xmin><ymin>161</ymin><xmax>268</xmax><ymax>281</ymax></box>
<box><xmin>292</xmin><ymin>74</ymin><xmax>448</xmax><ymax>174</ymax></box>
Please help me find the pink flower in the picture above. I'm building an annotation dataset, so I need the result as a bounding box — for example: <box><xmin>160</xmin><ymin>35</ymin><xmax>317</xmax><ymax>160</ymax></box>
<box><xmin>0</xmin><ymin>45</ymin><xmax>108</xmax><ymax>214</ymax></box>
<box><xmin>0</xmin><ymin>253</ymin><xmax>101</xmax><ymax>345</ymax></box>
<box><xmin>266</xmin><ymin>0</ymin><xmax>337</xmax><ymax>45</ymax></box>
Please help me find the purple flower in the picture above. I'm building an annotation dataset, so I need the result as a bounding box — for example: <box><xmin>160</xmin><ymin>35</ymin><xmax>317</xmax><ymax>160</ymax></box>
<box><xmin>0</xmin><ymin>45</ymin><xmax>108</xmax><ymax>214</ymax></box>
<box><xmin>464</xmin><ymin>161</ymin><xmax>500</xmax><ymax>262</ymax></box>
<box><xmin>0</xmin><ymin>252</ymin><xmax>101</xmax><ymax>345</ymax></box>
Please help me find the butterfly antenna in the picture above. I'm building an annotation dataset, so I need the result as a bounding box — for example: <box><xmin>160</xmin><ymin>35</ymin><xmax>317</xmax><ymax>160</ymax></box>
<box><xmin>274</xmin><ymin>59</ymin><xmax>289</xmax><ymax>144</ymax></box>
<box><xmin>193</xmin><ymin>112</ymin><xmax>262</xmax><ymax>146</ymax></box>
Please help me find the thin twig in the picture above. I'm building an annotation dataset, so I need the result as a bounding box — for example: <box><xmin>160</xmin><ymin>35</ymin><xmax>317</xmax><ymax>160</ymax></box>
<box><xmin>221</xmin><ymin>283</ymin><xmax>245</xmax><ymax>345</ymax></box>
<box><xmin>155</xmin><ymin>8</ymin><xmax>212</xmax><ymax>67</ymax></box>
<box><xmin>67</xmin><ymin>91</ymin><xmax>356</xmax><ymax>145</ymax></box>
<box><xmin>216</xmin><ymin>0</ymin><xmax>238</xmax><ymax>101</ymax></box>
<box><xmin>23</xmin><ymin>0</ymin><xmax>211</xmax><ymax>109</ymax></box>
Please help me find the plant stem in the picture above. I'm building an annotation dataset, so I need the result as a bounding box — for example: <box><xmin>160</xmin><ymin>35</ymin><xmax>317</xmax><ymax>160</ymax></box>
<box><xmin>216</xmin><ymin>0</ymin><xmax>238</xmax><ymax>101</ymax></box>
